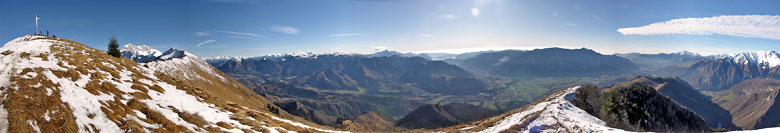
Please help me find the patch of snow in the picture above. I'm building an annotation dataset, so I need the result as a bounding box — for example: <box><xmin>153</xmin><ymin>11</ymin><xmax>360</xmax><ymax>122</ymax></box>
<box><xmin>477</xmin><ymin>86</ymin><xmax>626</xmax><ymax>133</ymax></box>
<box><xmin>44</xmin><ymin>111</ymin><xmax>50</xmax><ymax>121</ymax></box>
<box><xmin>158</xmin><ymin>48</ymin><xmax>195</xmax><ymax>60</ymax></box>
<box><xmin>46</xmin><ymin>70</ymin><xmax>122</xmax><ymax>132</ymax></box>
<box><xmin>459</xmin><ymin>126</ymin><xmax>476</xmax><ymax>130</ymax></box>
<box><xmin>142</xmin><ymin>80</ymin><xmax>252</xmax><ymax>132</ymax></box>
<box><xmin>733</xmin><ymin>127</ymin><xmax>780</xmax><ymax>132</ymax></box>
<box><xmin>27</xmin><ymin>120</ymin><xmax>40</xmax><ymax>133</ymax></box>
<box><xmin>262</xmin><ymin>112</ymin><xmax>349</xmax><ymax>133</ymax></box>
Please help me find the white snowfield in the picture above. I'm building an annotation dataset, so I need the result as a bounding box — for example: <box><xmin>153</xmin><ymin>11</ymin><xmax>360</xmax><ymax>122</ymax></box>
<box><xmin>0</xmin><ymin>35</ymin><xmax>346</xmax><ymax>133</ymax></box>
<box><xmin>475</xmin><ymin>86</ymin><xmax>628</xmax><ymax>133</ymax></box>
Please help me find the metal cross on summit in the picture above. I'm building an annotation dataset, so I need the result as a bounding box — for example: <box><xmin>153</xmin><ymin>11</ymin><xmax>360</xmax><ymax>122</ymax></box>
<box><xmin>35</xmin><ymin>14</ymin><xmax>40</xmax><ymax>34</ymax></box>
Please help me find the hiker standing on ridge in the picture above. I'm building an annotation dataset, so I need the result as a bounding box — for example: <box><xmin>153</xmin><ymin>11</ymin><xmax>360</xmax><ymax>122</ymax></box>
<box><xmin>46</xmin><ymin>30</ymin><xmax>49</xmax><ymax>36</ymax></box>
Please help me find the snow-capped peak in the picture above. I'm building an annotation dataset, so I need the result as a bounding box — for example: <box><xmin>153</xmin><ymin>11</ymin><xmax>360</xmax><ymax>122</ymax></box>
<box><xmin>716</xmin><ymin>51</ymin><xmax>780</xmax><ymax>68</ymax></box>
<box><xmin>120</xmin><ymin>44</ymin><xmax>163</xmax><ymax>63</ymax></box>
<box><xmin>159</xmin><ymin>48</ymin><xmax>196</xmax><ymax>60</ymax></box>
<box><xmin>120</xmin><ymin>43</ymin><xmax>162</xmax><ymax>56</ymax></box>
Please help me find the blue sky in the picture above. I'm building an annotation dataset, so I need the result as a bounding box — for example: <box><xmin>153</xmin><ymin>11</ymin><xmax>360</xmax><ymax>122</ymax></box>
<box><xmin>1</xmin><ymin>0</ymin><xmax>779</xmax><ymax>56</ymax></box>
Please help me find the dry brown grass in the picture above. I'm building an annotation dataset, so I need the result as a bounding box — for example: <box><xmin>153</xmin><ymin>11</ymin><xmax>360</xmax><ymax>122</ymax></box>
<box><xmin>1</xmin><ymin>50</ymin><xmax>12</xmax><ymax>55</ymax></box>
<box><xmin>6</xmin><ymin>68</ymin><xmax>79</xmax><ymax>132</ymax></box>
<box><xmin>217</xmin><ymin>122</ymin><xmax>234</xmax><ymax>129</ymax></box>
<box><xmin>179</xmin><ymin>111</ymin><xmax>209</xmax><ymax>128</ymax></box>
<box><xmin>36</xmin><ymin>53</ymin><xmax>48</xmax><ymax>61</ymax></box>
<box><xmin>148</xmin><ymin>84</ymin><xmax>165</xmax><ymax>93</ymax></box>
<box><xmin>19</xmin><ymin>52</ymin><xmax>31</xmax><ymax>59</ymax></box>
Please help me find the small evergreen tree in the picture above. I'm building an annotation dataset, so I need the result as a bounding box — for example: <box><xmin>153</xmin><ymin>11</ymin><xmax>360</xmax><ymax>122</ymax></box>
<box><xmin>107</xmin><ymin>34</ymin><xmax>121</xmax><ymax>58</ymax></box>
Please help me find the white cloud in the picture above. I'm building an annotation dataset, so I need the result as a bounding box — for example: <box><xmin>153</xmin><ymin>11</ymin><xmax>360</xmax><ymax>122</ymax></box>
<box><xmin>418</xmin><ymin>34</ymin><xmax>434</xmax><ymax>38</ymax></box>
<box><xmin>196</xmin><ymin>40</ymin><xmax>216</xmax><ymax>47</ymax></box>
<box><xmin>371</xmin><ymin>46</ymin><xmax>388</xmax><ymax>51</ymax></box>
<box><xmin>215</xmin><ymin>31</ymin><xmax>266</xmax><ymax>39</ymax></box>
<box><xmin>591</xmin><ymin>15</ymin><xmax>603</xmax><ymax>21</ymax></box>
<box><xmin>617</xmin><ymin>15</ymin><xmax>780</xmax><ymax>40</ymax></box>
<box><xmin>471</xmin><ymin>8</ymin><xmax>480</xmax><ymax>16</ymax></box>
<box><xmin>329</xmin><ymin>33</ymin><xmax>364</xmax><ymax>37</ymax></box>
<box><xmin>194</xmin><ymin>32</ymin><xmax>210</xmax><ymax>36</ymax></box>
<box><xmin>270</xmin><ymin>25</ymin><xmax>301</xmax><ymax>35</ymax></box>
<box><xmin>437</xmin><ymin>14</ymin><xmax>458</xmax><ymax>20</ymax></box>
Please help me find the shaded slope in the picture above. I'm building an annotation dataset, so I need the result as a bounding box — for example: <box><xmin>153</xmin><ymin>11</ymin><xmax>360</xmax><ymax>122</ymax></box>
<box><xmin>682</xmin><ymin>52</ymin><xmax>780</xmax><ymax>91</ymax></box>
<box><xmin>395</xmin><ymin>103</ymin><xmax>496</xmax><ymax>129</ymax></box>
<box><xmin>604</xmin><ymin>76</ymin><xmax>737</xmax><ymax>130</ymax></box>
<box><xmin>715</xmin><ymin>78</ymin><xmax>780</xmax><ymax>129</ymax></box>
<box><xmin>597</xmin><ymin>85</ymin><xmax>710</xmax><ymax>132</ymax></box>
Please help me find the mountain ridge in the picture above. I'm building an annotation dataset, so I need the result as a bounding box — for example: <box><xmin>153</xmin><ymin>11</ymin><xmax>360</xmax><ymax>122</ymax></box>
<box><xmin>0</xmin><ymin>35</ymin><xmax>342</xmax><ymax>132</ymax></box>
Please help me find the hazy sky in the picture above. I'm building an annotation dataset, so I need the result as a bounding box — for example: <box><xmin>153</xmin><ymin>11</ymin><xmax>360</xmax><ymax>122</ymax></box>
<box><xmin>1</xmin><ymin>0</ymin><xmax>779</xmax><ymax>56</ymax></box>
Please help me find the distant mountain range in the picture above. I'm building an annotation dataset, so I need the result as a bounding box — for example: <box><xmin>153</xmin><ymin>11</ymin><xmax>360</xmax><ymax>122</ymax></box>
<box><xmin>457</xmin><ymin>48</ymin><xmax>638</xmax><ymax>77</ymax></box>
<box><xmin>207</xmin><ymin>54</ymin><xmax>487</xmax><ymax>95</ymax></box>
<box><xmin>363</xmin><ymin>50</ymin><xmax>432</xmax><ymax>60</ymax></box>
<box><xmin>616</xmin><ymin>51</ymin><xmax>707</xmax><ymax>77</ymax></box>
<box><xmin>204</xmin><ymin>53</ymin><xmax>490</xmax><ymax>128</ymax></box>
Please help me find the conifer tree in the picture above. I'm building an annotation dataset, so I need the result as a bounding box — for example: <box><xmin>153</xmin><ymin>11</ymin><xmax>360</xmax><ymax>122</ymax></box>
<box><xmin>107</xmin><ymin>34</ymin><xmax>121</xmax><ymax>58</ymax></box>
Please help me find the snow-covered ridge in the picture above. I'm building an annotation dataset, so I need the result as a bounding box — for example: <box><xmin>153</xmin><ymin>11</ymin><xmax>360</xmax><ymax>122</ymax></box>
<box><xmin>120</xmin><ymin>44</ymin><xmax>162</xmax><ymax>63</ymax></box>
<box><xmin>711</xmin><ymin>51</ymin><xmax>780</xmax><ymax>68</ymax></box>
<box><xmin>158</xmin><ymin>48</ymin><xmax>196</xmax><ymax>60</ymax></box>
<box><xmin>474</xmin><ymin>86</ymin><xmax>625</xmax><ymax>133</ymax></box>
<box><xmin>121</xmin><ymin>44</ymin><xmax>226</xmax><ymax>84</ymax></box>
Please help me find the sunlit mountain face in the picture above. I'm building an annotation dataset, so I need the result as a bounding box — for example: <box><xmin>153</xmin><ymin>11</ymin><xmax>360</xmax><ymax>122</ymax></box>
<box><xmin>2</xmin><ymin>0</ymin><xmax>780</xmax><ymax>132</ymax></box>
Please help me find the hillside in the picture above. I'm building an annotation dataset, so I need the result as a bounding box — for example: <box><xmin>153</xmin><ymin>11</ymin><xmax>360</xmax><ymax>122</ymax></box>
<box><xmin>0</xmin><ymin>35</ymin><xmax>342</xmax><ymax>132</ymax></box>
<box><xmin>594</xmin><ymin>85</ymin><xmax>710</xmax><ymax>132</ymax></box>
<box><xmin>121</xmin><ymin>45</ymin><xmax>273</xmax><ymax>113</ymax></box>
<box><xmin>604</xmin><ymin>76</ymin><xmax>737</xmax><ymax>130</ymax></box>
<box><xmin>205</xmin><ymin>54</ymin><xmax>490</xmax><ymax>127</ymax></box>
<box><xmin>682</xmin><ymin>51</ymin><xmax>780</xmax><ymax>91</ymax></box>
<box><xmin>426</xmin><ymin>86</ymin><xmax>623</xmax><ymax>132</ymax></box>
<box><xmin>395</xmin><ymin>103</ymin><xmax>496</xmax><ymax>129</ymax></box>
<box><xmin>714</xmin><ymin>78</ymin><xmax>780</xmax><ymax>129</ymax></box>
<box><xmin>459</xmin><ymin>48</ymin><xmax>638</xmax><ymax>77</ymax></box>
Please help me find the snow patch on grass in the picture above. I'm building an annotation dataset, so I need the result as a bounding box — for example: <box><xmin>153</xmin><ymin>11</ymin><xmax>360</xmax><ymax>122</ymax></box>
<box><xmin>477</xmin><ymin>86</ymin><xmax>626</xmax><ymax>132</ymax></box>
